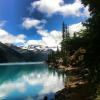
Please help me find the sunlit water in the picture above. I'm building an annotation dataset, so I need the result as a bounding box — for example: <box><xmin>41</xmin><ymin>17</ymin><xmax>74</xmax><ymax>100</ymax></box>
<box><xmin>0</xmin><ymin>62</ymin><xmax>67</xmax><ymax>100</ymax></box>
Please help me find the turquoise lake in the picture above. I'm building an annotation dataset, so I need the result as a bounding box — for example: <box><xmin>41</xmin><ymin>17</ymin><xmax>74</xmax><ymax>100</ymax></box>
<box><xmin>0</xmin><ymin>62</ymin><xmax>67</xmax><ymax>100</ymax></box>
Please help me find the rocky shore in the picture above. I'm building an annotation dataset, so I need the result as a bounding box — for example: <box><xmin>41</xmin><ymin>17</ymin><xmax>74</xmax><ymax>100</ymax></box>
<box><xmin>47</xmin><ymin>47</ymin><xmax>97</xmax><ymax>100</ymax></box>
<box><xmin>54</xmin><ymin>65</ymin><xmax>95</xmax><ymax>100</ymax></box>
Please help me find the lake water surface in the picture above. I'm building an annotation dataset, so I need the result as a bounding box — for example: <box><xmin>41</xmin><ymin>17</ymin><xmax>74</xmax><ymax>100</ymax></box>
<box><xmin>0</xmin><ymin>62</ymin><xmax>67</xmax><ymax>100</ymax></box>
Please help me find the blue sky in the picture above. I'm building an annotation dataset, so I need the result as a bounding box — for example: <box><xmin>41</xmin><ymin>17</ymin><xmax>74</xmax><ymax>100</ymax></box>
<box><xmin>0</xmin><ymin>0</ymin><xmax>89</xmax><ymax>47</ymax></box>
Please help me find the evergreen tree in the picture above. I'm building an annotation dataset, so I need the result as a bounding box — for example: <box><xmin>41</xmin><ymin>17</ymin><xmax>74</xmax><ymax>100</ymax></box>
<box><xmin>81</xmin><ymin>0</ymin><xmax>100</xmax><ymax>80</ymax></box>
<box><xmin>62</xmin><ymin>22</ymin><xmax>65</xmax><ymax>40</ymax></box>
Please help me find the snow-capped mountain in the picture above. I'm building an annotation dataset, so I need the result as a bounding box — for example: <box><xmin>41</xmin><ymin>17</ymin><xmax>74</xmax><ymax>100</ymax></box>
<box><xmin>0</xmin><ymin>43</ymin><xmax>53</xmax><ymax>63</ymax></box>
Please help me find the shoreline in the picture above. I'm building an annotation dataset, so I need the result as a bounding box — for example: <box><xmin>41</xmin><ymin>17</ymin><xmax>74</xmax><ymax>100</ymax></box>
<box><xmin>48</xmin><ymin>63</ymin><xmax>95</xmax><ymax>100</ymax></box>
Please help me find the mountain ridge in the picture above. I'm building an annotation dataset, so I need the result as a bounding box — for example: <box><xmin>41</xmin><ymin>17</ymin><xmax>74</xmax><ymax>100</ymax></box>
<box><xmin>0</xmin><ymin>42</ymin><xmax>52</xmax><ymax>63</ymax></box>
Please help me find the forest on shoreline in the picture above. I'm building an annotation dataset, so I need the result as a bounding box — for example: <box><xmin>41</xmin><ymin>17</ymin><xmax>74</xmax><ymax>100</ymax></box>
<box><xmin>48</xmin><ymin>0</ymin><xmax>100</xmax><ymax>83</ymax></box>
<box><xmin>47</xmin><ymin>0</ymin><xmax>100</xmax><ymax>99</ymax></box>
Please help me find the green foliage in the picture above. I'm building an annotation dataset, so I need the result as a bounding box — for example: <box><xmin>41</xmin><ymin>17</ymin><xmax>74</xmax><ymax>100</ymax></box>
<box><xmin>81</xmin><ymin>0</ymin><xmax>100</xmax><ymax>81</ymax></box>
<box><xmin>0</xmin><ymin>48</ymin><xmax>7</xmax><ymax>63</ymax></box>
<box><xmin>62</xmin><ymin>56</ymin><xmax>68</xmax><ymax>65</ymax></box>
<box><xmin>61</xmin><ymin>34</ymin><xmax>88</xmax><ymax>53</ymax></box>
<box><xmin>48</xmin><ymin>0</ymin><xmax>100</xmax><ymax>81</ymax></box>
<box><xmin>48</xmin><ymin>51</ymin><xmax>56</xmax><ymax>63</ymax></box>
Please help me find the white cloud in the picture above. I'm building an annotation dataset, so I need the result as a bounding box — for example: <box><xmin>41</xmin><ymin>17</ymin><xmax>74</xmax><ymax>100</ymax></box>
<box><xmin>42</xmin><ymin>30</ymin><xmax>62</xmax><ymax>47</ymax></box>
<box><xmin>22</xmin><ymin>18</ymin><xmax>85</xmax><ymax>48</ymax></box>
<box><xmin>27</xmin><ymin>40</ymin><xmax>39</xmax><ymax>46</ymax></box>
<box><xmin>22</xmin><ymin>17</ymin><xmax>62</xmax><ymax>48</ymax></box>
<box><xmin>22</xmin><ymin>18</ymin><xmax>46</xmax><ymax>30</ymax></box>
<box><xmin>0</xmin><ymin>21</ymin><xmax>6</xmax><ymax>28</ymax></box>
<box><xmin>1</xmin><ymin>22</ymin><xmax>84</xmax><ymax>48</ymax></box>
<box><xmin>31</xmin><ymin>0</ymin><xmax>89</xmax><ymax>17</ymax></box>
<box><xmin>27</xmin><ymin>40</ymin><xmax>45</xmax><ymax>46</ymax></box>
<box><xmin>27</xmin><ymin>29</ymin><xmax>62</xmax><ymax>48</ymax></box>
<box><xmin>0</xmin><ymin>28</ymin><xmax>26</xmax><ymax>44</ymax></box>
<box><xmin>82</xmin><ymin>6</ymin><xmax>90</xmax><ymax>17</ymax></box>
<box><xmin>37</xmin><ymin>29</ymin><xmax>48</xmax><ymax>37</ymax></box>
<box><xmin>21</xmin><ymin>16</ymin><xmax>87</xmax><ymax>49</ymax></box>
<box><xmin>69</xmin><ymin>22</ymin><xmax>86</xmax><ymax>36</ymax></box>
<box><xmin>22</xmin><ymin>16</ymin><xmax>62</xmax><ymax>48</ymax></box>
<box><xmin>0</xmin><ymin>20</ymin><xmax>62</xmax><ymax>49</ymax></box>
<box><xmin>31</xmin><ymin>0</ymin><xmax>63</xmax><ymax>16</ymax></box>
<box><xmin>26</xmin><ymin>22</ymin><xmax>85</xmax><ymax>48</ymax></box>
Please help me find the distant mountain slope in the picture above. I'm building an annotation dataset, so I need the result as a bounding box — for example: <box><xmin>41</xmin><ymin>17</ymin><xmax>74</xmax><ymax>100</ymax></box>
<box><xmin>0</xmin><ymin>42</ymin><xmax>23</xmax><ymax>63</ymax></box>
<box><xmin>0</xmin><ymin>42</ymin><xmax>49</xmax><ymax>63</ymax></box>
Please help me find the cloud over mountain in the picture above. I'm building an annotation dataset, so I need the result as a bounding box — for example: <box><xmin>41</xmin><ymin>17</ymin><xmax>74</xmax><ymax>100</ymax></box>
<box><xmin>22</xmin><ymin>18</ymin><xmax>62</xmax><ymax>47</ymax></box>
<box><xmin>0</xmin><ymin>0</ymin><xmax>89</xmax><ymax>50</ymax></box>
<box><xmin>0</xmin><ymin>28</ymin><xmax>26</xmax><ymax>44</ymax></box>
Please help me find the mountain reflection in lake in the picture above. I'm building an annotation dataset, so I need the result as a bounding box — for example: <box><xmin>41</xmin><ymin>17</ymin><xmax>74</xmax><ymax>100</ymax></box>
<box><xmin>0</xmin><ymin>62</ymin><xmax>66</xmax><ymax>100</ymax></box>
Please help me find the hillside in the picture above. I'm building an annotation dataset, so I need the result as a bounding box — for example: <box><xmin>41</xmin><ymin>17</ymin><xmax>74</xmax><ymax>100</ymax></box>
<box><xmin>0</xmin><ymin>42</ymin><xmax>49</xmax><ymax>63</ymax></box>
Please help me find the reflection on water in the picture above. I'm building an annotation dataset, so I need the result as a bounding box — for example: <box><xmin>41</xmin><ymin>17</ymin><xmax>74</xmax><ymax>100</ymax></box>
<box><xmin>0</xmin><ymin>62</ymin><xmax>66</xmax><ymax>100</ymax></box>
